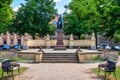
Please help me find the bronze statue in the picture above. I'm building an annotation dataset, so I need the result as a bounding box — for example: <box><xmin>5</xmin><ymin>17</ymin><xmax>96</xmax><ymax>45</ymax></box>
<box><xmin>57</xmin><ymin>14</ymin><xmax>64</xmax><ymax>30</ymax></box>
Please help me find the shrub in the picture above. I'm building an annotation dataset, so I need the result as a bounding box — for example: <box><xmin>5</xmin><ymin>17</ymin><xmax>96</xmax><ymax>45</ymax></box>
<box><xmin>118</xmin><ymin>51</ymin><xmax>120</xmax><ymax>55</ymax></box>
<box><xmin>114</xmin><ymin>33</ymin><xmax>120</xmax><ymax>43</ymax></box>
<box><xmin>80</xmin><ymin>34</ymin><xmax>86</xmax><ymax>40</ymax></box>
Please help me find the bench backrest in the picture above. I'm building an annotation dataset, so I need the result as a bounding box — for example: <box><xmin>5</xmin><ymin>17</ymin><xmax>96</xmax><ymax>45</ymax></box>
<box><xmin>1</xmin><ymin>59</ymin><xmax>13</xmax><ymax>71</ymax></box>
<box><xmin>105</xmin><ymin>60</ymin><xmax>116</xmax><ymax>72</ymax></box>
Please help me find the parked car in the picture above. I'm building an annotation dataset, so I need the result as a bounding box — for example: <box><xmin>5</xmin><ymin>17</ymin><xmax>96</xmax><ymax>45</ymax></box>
<box><xmin>0</xmin><ymin>45</ymin><xmax>4</xmax><ymax>50</ymax></box>
<box><xmin>112</xmin><ymin>46</ymin><xmax>120</xmax><ymax>50</ymax></box>
<box><xmin>12</xmin><ymin>45</ymin><xmax>22</xmax><ymax>49</ymax></box>
<box><xmin>100</xmin><ymin>44</ymin><xmax>111</xmax><ymax>50</ymax></box>
<box><xmin>2</xmin><ymin>45</ymin><xmax>10</xmax><ymax>50</ymax></box>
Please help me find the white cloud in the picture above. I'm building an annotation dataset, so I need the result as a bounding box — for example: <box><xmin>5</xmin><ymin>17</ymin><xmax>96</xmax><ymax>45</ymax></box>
<box><xmin>13</xmin><ymin>5</ymin><xmax>21</xmax><ymax>12</ymax></box>
<box><xmin>67</xmin><ymin>9</ymin><xmax>71</xmax><ymax>14</ymax></box>
<box><xmin>54</xmin><ymin>0</ymin><xmax>62</xmax><ymax>2</ymax></box>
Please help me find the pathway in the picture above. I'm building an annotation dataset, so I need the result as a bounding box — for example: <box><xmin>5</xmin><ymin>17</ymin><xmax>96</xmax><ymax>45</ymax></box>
<box><xmin>15</xmin><ymin>63</ymin><xmax>101</xmax><ymax>80</ymax></box>
<box><xmin>15</xmin><ymin>56</ymin><xmax>120</xmax><ymax>80</ymax></box>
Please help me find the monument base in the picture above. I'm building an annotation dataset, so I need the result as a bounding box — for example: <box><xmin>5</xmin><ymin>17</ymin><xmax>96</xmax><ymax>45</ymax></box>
<box><xmin>54</xmin><ymin>45</ymin><xmax>66</xmax><ymax>50</ymax></box>
<box><xmin>54</xmin><ymin>30</ymin><xmax>66</xmax><ymax>50</ymax></box>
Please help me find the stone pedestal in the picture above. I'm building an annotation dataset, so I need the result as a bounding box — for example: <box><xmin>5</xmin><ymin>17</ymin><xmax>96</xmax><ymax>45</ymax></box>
<box><xmin>69</xmin><ymin>34</ymin><xmax>74</xmax><ymax>49</ymax></box>
<box><xmin>35</xmin><ymin>52</ymin><xmax>43</xmax><ymax>63</ymax></box>
<box><xmin>56</xmin><ymin>30</ymin><xmax>64</xmax><ymax>46</ymax></box>
<box><xmin>46</xmin><ymin>34</ymin><xmax>50</xmax><ymax>48</ymax></box>
<box><xmin>54</xmin><ymin>30</ymin><xmax>66</xmax><ymax>50</ymax></box>
<box><xmin>23</xmin><ymin>33</ymin><xmax>29</xmax><ymax>50</ymax></box>
<box><xmin>91</xmin><ymin>33</ymin><xmax>96</xmax><ymax>50</ymax></box>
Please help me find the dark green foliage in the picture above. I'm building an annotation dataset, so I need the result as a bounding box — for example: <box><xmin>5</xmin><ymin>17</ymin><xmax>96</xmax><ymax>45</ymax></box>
<box><xmin>10</xmin><ymin>0</ymin><xmax>56</xmax><ymax>38</ymax></box>
<box><xmin>98</xmin><ymin>0</ymin><xmax>120</xmax><ymax>40</ymax></box>
<box><xmin>0</xmin><ymin>0</ymin><xmax>13</xmax><ymax>34</ymax></box>
<box><xmin>64</xmin><ymin>0</ymin><xmax>101</xmax><ymax>47</ymax></box>
<box><xmin>64</xmin><ymin>0</ymin><xmax>120</xmax><ymax>44</ymax></box>
<box><xmin>80</xmin><ymin>34</ymin><xmax>86</xmax><ymax>40</ymax></box>
<box><xmin>64</xmin><ymin>13</ymin><xmax>91</xmax><ymax>39</ymax></box>
<box><xmin>118</xmin><ymin>51</ymin><xmax>120</xmax><ymax>55</ymax></box>
<box><xmin>113</xmin><ymin>33</ymin><xmax>120</xmax><ymax>43</ymax></box>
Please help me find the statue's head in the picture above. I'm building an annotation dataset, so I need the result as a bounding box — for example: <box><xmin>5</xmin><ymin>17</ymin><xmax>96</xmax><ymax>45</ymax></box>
<box><xmin>59</xmin><ymin>14</ymin><xmax>62</xmax><ymax>18</ymax></box>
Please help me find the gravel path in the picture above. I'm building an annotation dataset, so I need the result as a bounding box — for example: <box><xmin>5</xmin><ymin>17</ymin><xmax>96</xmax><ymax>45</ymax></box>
<box><xmin>15</xmin><ymin>63</ymin><xmax>102</xmax><ymax>80</ymax></box>
<box><xmin>15</xmin><ymin>57</ymin><xmax>120</xmax><ymax>80</ymax></box>
<box><xmin>0</xmin><ymin>60</ymin><xmax>119</xmax><ymax>80</ymax></box>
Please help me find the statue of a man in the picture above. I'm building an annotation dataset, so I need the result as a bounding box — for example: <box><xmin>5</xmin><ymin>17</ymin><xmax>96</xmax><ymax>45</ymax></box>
<box><xmin>57</xmin><ymin>14</ymin><xmax>64</xmax><ymax>30</ymax></box>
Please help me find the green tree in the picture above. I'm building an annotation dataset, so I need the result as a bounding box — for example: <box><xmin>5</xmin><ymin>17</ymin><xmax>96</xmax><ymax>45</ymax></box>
<box><xmin>63</xmin><ymin>2</ymin><xmax>91</xmax><ymax>39</ymax></box>
<box><xmin>10</xmin><ymin>0</ymin><xmax>56</xmax><ymax>39</ymax></box>
<box><xmin>0</xmin><ymin>0</ymin><xmax>13</xmax><ymax>34</ymax></box>
<box><xmin>64</xmin><ymin>13</ymin><xmax>90</xmax><ymax>39</ymax></box>
<box><xmin>64</xmin><ymin>0</ymin><xmax>120</xmax><ymax>46</ymax></box>
<box><xmin>97</xmin><ymin>0</ymin><xmax>120</xmax><ymax>40</ymax></box>
<box><xmin>64</xmin><ymin>0</ymin><xmax>101</xmax><ymax>47</ymax></box>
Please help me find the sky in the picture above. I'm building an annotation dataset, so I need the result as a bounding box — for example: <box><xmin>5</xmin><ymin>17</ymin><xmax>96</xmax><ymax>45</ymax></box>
<box><xmin>11</xmin><ymin>0</ymin><xmax>72</xmax><ymax>14</ymax></box>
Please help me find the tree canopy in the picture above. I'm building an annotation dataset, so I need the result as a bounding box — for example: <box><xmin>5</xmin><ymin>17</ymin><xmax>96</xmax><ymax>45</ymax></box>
<box><xmin>99</xmin><ymin>0</ymin><xmax>120</xmax><ymax>39</ymax></box>
<box><xmin>10</xmin><ymin>0</ymin><xmax>57</xmax><ymax>39</ymax></box>
<box><xmin>64</xmin><ymin>0</ymin><xmax>101</xmax><ymax>41</ymax></box>
<box><xmin>64</xmin><ymin>0</ymin><xmax>120</xmax><ymax>44</ymax></box>
<box><xmin>0</xmin><ymin>0</ymin><xmax>13</xmax><ymax>34</ymax></box>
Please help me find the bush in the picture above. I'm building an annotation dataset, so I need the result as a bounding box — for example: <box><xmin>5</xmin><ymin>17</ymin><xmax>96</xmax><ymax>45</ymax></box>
<box><xmin>118</xmin><ymin>51</ymin><xmax>120</xmax><ymax>55</ymax></box>
<box><xmin>2</xmin><ymin>57</ymin><xmax>23</xmax><ymax>62</ymax></box>
<box><xmin>84</xmin><ymin>52</ymin><xmax>119</xmax><ymax>63</ymax></box>
<box><xmin>114</xmin><ymin>33</ymin><xmax>120</xmax><ymax>43</ymax></box>
<box><xmin>1</xmin><ymin>52</ymin><xmax>35</xmax><ymax>63</ymax></box>
<box><xmin>80</xmin><ymin>34</ymin><xmax>86</xmax><ymax>40</ymax></box>
<box><xmin>98</xmin><ymin>52</ymin><xmax>119</xmax><ymax>61</ymax></box>
<box><xmin>84</xmin><ymin>56</ymin><xmax>105</xmax><ymax>63</ymax></box>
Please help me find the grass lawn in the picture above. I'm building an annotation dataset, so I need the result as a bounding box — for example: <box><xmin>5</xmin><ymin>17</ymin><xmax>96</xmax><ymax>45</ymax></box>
<box><xmin>92</xmin><ymin>66</ymin><xmax>120</xmax><ymax>80</ymax></box>
<box><xmin>0</xmin><ymin>67</ymin><xmax>28</xmax><ymax>80</ymax></box>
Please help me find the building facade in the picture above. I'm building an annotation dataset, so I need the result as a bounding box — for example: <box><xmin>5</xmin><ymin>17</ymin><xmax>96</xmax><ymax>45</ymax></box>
<box><xmin>0</xmin><ymin>32</ymin><xmax>23</xmax><ymax>46</ymax></box>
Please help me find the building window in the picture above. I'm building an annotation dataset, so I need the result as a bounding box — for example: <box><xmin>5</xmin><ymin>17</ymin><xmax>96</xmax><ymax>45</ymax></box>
<box><xmin>3</xmin><ymin>32</ymin><xmax>6</xmax><ymax>35</ymax></box>
<box><xmin>17</xmin><ymin>32</ymin><xmax>20</xmax><ymax>36</ymax></box>
<box><xmin>10</xmin><ymin>32</ymin><xmax>14</xmax><ymax>35</ymax></box>
<box><xmin>11</xmin><ymin>39</ymin><xmax>14</xmax><ymax>44</ymax></box>
<box><xmin>18</xmin><ymin>39</ymin><xmax>21</xmax><ymax>45</ymax></box>
<box><xmin>3</xmin><ymin>39</ymin><xmax>6</xmax><ymax>44</ymax></box>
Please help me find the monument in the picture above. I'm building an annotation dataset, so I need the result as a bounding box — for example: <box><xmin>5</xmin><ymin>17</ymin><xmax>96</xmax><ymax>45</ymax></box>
<box><xmin>54</xmin><ymin>14</ymin><xmax>66</xmax><ymax>50</ymax></box>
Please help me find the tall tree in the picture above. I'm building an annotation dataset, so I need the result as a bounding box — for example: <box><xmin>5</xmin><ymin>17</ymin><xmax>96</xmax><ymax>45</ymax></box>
<box><xmin>0</xmin><ymin>0</ymin><xmax>13</xmax><ymax>34</ymax></box>
<box><xmin>64</xmin><ymin>13</ymin><xmax>90</xmax><ymax>39</ymax></box>
<box><xmin>99</xmin><ymin>0</ymin><xmax>120</xmax><ymax>40</ymax></box>
<box><xmin>64</xmin><ymin>0</ymin><xmax>120</xmax><ymax>45</ymax></box>
<box><xmin>64</xmin><ymin>0</ymin><xmax>101</xmax><ymax>47</ymax></box>
<box><xmin>10</xmin><ymin>0</ymin><xmax>56</xmax><ymax>39</ymax></box>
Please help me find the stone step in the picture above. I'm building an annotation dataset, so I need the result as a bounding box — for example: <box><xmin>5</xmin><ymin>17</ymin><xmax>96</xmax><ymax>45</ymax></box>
<box><xmin>42</xmin><ymin>53</ymin><xmax>77</xmax><ymax>56</ymax></box>
<box><xmin>42</xmin><ymin>56</ymin><xmax>77</xmax><ymax>58</ymax></box>
<box><xmin>42</xmin><ymin>53</ymin><xmax>79</xmax><ymax>63</ymax></box>
<box><xmin>42</xmin><ymin>60</ymin><xmax>78</xmax><ymax>63</ymax></box>
<box><xmin>42</xmin><ymin>56</ymin><xmax>78</xmax><ymax>58</ymax></box>
<box><xmin>42</xmin><ymin>58</ymin><xmax>78</xmax><ymax>60</ymax></box>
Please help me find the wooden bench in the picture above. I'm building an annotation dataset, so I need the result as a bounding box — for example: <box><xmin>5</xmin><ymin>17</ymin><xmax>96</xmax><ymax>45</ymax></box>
<box><xmin>1</xmin><ymin>59</ymin><xmax>20</xmax><ymax>80</ymax></box>
<box><xmin>98</xmin><ymin>59</ymin><xmax>117</xmax><ymax>80</ymax></box>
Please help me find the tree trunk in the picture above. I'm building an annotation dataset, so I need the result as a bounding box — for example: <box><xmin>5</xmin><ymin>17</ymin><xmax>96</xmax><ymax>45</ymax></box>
<box><xmin>95</xmin><ymin>32</ymin><xmax>97</xmax><ymax>49</ymax></box>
